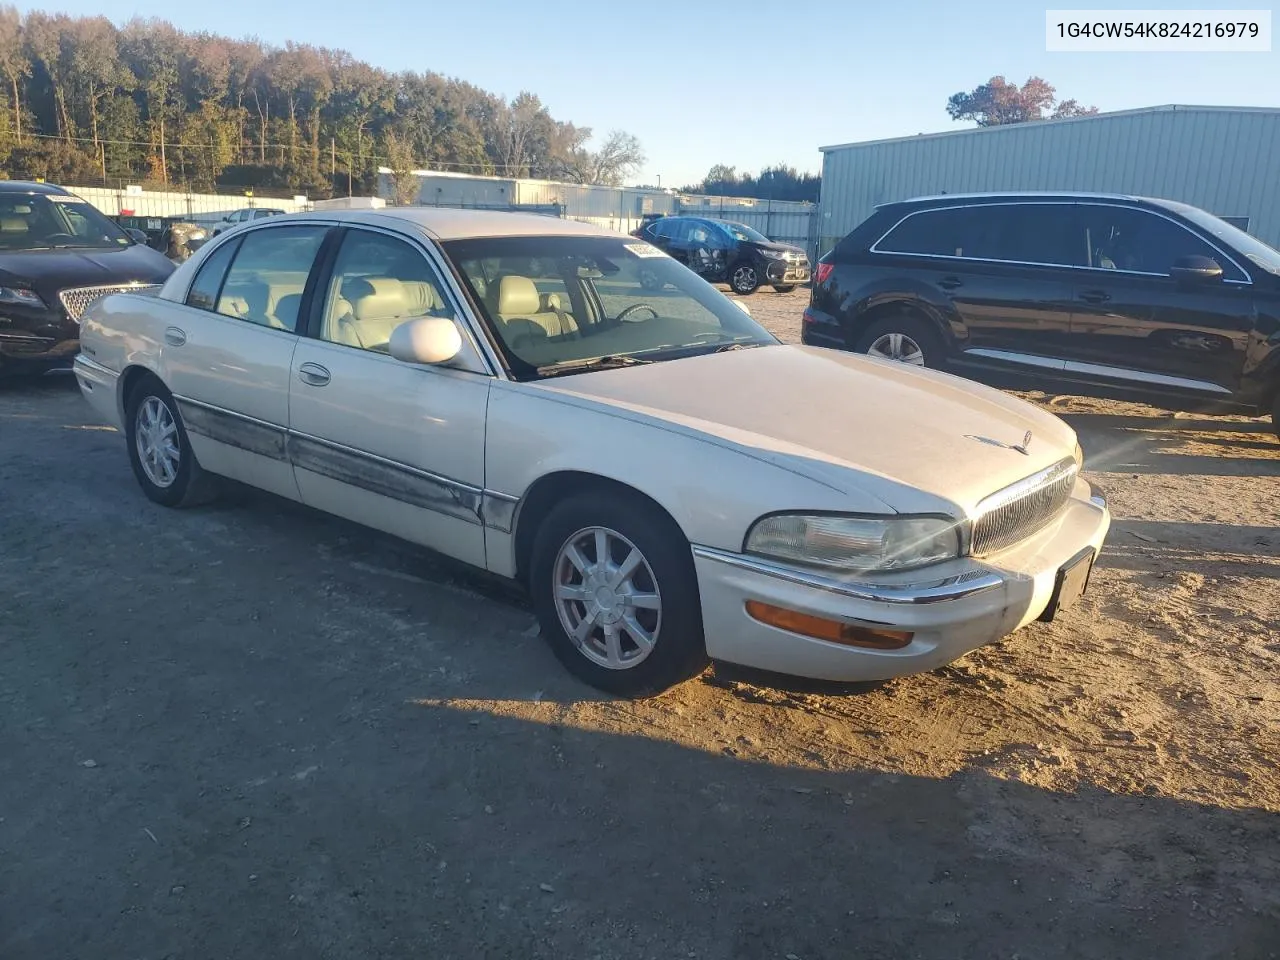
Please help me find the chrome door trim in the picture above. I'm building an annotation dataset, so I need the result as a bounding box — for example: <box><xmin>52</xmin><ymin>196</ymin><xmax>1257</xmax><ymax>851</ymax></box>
<box><xmin>1062</xmin><ymin>359</ymin><xmax>1234</xmax><ymax>394</ymax></box>
<box><xmin>174</xmin><ymin>395</ymin><xmax>289</xmax><ymax>461</ymax></box>
<box><xmin>286</xmin><ymin>429</ymin><xmax>485</xmax><ymax>525</ymax></box>
<box><xmin>869</xmin><ymin>200</ymin><xmax>1254</xmax><ymax>285</ymax></box>
<box><xmin>961</xmin><ymin>348</ymin><xmax>1066</xmax><ymax>371</ymax></box>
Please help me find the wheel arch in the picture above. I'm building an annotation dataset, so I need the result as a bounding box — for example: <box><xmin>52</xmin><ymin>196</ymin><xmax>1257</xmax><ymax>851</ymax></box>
<box><xmin>117</xmin><ymin>363</ymin><xmax>164</xmax><ymax>425</ymax></box>
<box><xmin>510</xmin><ymin>471</ymin><xmax>688</xmax><ymax>587</ymax></box>
<box><xmin>849</xmin><ymin>295</ymin><xmax>958</xmax><ymax>350</ymax></box>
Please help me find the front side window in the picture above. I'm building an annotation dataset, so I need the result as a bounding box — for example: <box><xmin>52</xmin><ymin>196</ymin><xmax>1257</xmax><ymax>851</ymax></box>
<box><xmin>0</xmin><ymin>192</ymin><xmax>132</xmax><ymax>251</ymax></box>
<box><xmin>720</xmin><ymin>221</ymin><xmax>770</xmax><ymax>244</ymax></box>
<box><xmin>320</xmin><ymin>229</ymin><xmax>456</xmax><ymax>353</ymax></box>
<box><xmin>1149</xmin><ymin>200</ymin><xmax>1275</xmax><ymax>277</ymax></box>
<box><xmin>215</xmin><ymin>225</ymin><xmax>328</xmax><ymax>332</ymax></box>
<box><xmin>1077</xmin><ymin>205</ymin><xmax>1246</xmax><ymax>280</ymax></box>
<box><xmin>444</xmin><ymin>235</ymin><xmax>776</xmax><ymax>378</ymax></box>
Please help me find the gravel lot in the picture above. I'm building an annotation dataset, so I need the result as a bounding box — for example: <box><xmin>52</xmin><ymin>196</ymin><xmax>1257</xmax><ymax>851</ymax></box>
<box><xmin>3</xmin><ymin>289</ymin><xmax>1278</xmax><ymax>959</ymax></box>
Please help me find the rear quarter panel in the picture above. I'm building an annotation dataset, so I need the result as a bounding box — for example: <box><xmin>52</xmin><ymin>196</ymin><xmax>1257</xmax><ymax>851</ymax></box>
<box><xmin>79</xmin><ymin>292</ymin><xmax>176</xmax><ymax>427</ymax></box>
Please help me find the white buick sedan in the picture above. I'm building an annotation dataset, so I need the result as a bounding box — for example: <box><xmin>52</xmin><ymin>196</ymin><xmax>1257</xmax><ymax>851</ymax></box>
<box><xmin>75</xmin><ymin>209</ymin><xmax>1110</xmax><ymax>696</ymax></box>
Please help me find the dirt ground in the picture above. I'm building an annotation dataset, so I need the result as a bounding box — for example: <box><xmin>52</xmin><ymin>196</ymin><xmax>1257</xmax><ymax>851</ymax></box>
<box><xmin>2</xmin><ymin>289</ymin><xmax>1278</xmax><ymax>958</ymax></box>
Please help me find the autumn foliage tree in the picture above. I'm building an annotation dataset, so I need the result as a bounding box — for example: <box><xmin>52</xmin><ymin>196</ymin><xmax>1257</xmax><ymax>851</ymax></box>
<box><xmin>946</xmin><ymin>76</ymin><xmax>1098</xmax><ymax>127</ymax></box>
<box><xmin>0</xmin><ymin>6</ymin><xmax>644</xmax><ymax>195</ymax></box>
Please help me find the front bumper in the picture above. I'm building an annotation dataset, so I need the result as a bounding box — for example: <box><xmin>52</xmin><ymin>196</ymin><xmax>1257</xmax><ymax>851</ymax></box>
<box><xmin>762</xmin><ymin>258</ymin><xmax>810</xmax><ymax>284</ymax></box>
<box><xmin>692</xmin><ymin>482</ymin><xmax>1111</xmax><ymax>681</ymax></box>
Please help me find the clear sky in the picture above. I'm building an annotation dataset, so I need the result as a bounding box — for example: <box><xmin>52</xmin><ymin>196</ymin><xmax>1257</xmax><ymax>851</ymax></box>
<box><xmin>13</xmin><ymin>0</ymin><xmax>1279</xmax><ymax>186</ymax></box>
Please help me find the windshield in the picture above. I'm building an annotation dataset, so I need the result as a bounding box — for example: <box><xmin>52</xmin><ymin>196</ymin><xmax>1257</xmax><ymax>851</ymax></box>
<box><xmin>720</xmin><ymin>221</ymin><xmax>770</xmax><ymax>244</ymax></box>
<box><xmin>1152</xmin><ymin>199</ymin><xmax>1280</xmax><ymax>277</ymax></box>
<box><xmin>0</xmin><ymin>192</ymin><xmax>132</xmax><ymax>251</ymax></box>
<box><xmin>443</xmin><ymin>235</ymin><xmax>777</xmax><ymax>378</ymax></box>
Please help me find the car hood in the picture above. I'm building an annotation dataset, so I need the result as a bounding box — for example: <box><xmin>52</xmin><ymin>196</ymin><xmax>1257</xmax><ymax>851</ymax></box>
<box><xmin>539</xmin><ymin>345</ymin><xmax>1079</xmax><ymax>514</ymax></box>
<box><xmin>0</xmin><ymin>244</ymin><xmax>175</xmax><ymax>299</ymax></box>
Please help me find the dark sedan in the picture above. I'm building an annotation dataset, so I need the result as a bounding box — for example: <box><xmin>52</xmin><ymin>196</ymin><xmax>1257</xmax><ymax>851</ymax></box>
<box><xmin>0</xmin><ymin>181</ymin><xmax>175</xmax><ymax>375</ymax></box>
<box><xmin>804</xmin><ymin>192</ymin><xmax>1280</xmax><ymax>436</ymax></box>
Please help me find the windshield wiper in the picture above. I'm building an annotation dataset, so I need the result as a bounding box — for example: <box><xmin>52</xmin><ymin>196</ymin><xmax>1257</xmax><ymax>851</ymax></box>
<box><xmin>536</xmin><ymin>354</ymin><xmax>656</xmax><ymax>377</ymax></box>
<box><xmin>711</xmin><ymin>341</ymin><xmax>766</xmax><ymax>353</ymax></box>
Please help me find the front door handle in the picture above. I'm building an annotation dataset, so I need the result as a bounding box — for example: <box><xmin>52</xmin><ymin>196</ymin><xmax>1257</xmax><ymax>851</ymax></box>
<box><xmin>163</xmin><ymin>326</ymin><xmax>186</xmax><ymax>346</ymax></box>
<box><xmin>1079</xmin><ymin>290</ymin><xmax>1111</xmax><ymax>304</ymax></box>
<box><xmin>297</xmin><ymin>362</ymin><xmax>331</xmax><ymax>387</ymax></box>
<box><xmin>938</xmin><ymin>276</ymin><xmax>964</xmax><ymax>290</ymax></box>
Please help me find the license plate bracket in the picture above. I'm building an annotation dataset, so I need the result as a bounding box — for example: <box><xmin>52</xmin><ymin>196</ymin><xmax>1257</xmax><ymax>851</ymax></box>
<box><xmin>1039</xmin><ymin>547</ymin><xmax>1095</xmax><ymax>622</ymax></box>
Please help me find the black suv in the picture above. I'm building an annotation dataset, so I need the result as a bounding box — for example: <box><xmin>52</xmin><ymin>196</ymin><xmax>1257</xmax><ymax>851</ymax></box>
<box><xmin>0</xmin><ymin>181</ymin><xmax>175</xmax><ymax>375</ymax></box>
<box><xmin>632</xmin><ymin>215</ymin><xmax>810</xmax><ymax>294</ymax></box>
<box><xmin>804</xmin><ymin>192</ymin><xmax>1280</xmax><ymax>434</ymax></box>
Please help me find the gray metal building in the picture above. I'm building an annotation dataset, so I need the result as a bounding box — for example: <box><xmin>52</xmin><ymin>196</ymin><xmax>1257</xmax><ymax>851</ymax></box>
<box><xmin>818</xmin><ymin>105</ymin><xmax>1280</xmax><ymax>255</ymax></box>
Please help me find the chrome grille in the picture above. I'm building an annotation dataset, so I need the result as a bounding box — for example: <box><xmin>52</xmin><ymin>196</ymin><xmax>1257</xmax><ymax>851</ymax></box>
<box><xmin>971</xmin><ymin>457</ymin><xmax>1078</xmax><ymax>556</ymax></box>
<box><xmin>59</xmin><ymin>283</ymin><xmax>160</xmax><ymax>322</ymax></box>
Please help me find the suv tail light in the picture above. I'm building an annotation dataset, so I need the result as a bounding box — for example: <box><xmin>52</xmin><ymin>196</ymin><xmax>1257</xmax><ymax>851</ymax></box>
<box><xmin>815</xmin><ymin>262</ymin><xmax>833</xmax><ymax>284</ymax></box>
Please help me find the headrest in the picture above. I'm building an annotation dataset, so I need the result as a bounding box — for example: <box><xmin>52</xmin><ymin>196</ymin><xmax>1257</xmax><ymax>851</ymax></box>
<box><xmin>346</xmin><ymin>277</ymin><xmax>407</xmax><ymax>321</ymax></box>
<box><xmin>0</xmin><ymin>217</ymin><xmax>28</xmax><ymax>233</ymax></box>
<box><xmin>495</xmin><ymin>276</ymin><xmax>541</xmax><ymax>316</ymax></box>
<box><xmin>402</xmin><ymin>280</ymin><xmax>443</xmax><ymax>316</ymax></box>
<box><xmin>540</xmin><ymin>292</ymin><xmax>563</xmax><ymax>312</ymax></box>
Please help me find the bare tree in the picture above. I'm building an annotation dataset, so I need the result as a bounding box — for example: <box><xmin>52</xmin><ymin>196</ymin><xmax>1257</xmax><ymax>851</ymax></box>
<box><xmin>382</xmin><ymin>128</ymin><xmax>419</xmax><ymax>205</ymax></box>
<box><xmin>0</xmin><ymin>6</ymin><xmax>28</xmax><ymax>142</ymax></box>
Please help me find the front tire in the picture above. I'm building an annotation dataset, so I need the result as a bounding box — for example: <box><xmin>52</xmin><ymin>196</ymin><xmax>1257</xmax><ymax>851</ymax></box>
<box><xmin>853</xmin><ymin>311</ymin><xmax>945</xmax><ymax>369</ymax></box>
<box><xmin>124</xmin><ymin>375</ymin><xmax>217</xmax><ymax>508</ymax></box>
<box><xmin>530</xmin><ymin>491</ymin><xmax>708</xmax><ymax>697</ymax></box>
<box><xmin>729</xmin><ymin>261</ymin><xmax>761</xmax><ymax>295</ymax></box>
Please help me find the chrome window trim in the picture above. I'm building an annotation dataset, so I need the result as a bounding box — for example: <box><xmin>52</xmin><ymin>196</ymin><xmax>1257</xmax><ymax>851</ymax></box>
<box><xmin>170</xmin><ymin>219</ymin><xmax>344</xmax><ymax>305</ymax></box>
<box><xmin>869</xmin><ymin>200</ymin><xmax>1254</xmax><ymax>286</ymax></box>
<box><xmin>691</xmin><ymin>545</ymin><xmax>1004</xmax><ymax>605</ymax></box>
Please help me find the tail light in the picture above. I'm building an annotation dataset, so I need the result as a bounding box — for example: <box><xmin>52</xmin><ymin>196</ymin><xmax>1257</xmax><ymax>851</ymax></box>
<box><xmin>815</xmin><ymin>262</ymin><xmax>834</xmax><ymax>284</ymax></box>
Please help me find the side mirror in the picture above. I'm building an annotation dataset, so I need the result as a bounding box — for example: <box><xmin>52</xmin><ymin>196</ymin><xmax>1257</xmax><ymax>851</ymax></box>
<box><xmin>1170</xmin><ymin>255</ymin><xmax>1223</xmax><ymax>284</ymax></box>
<box><xmin>389</xmin><ymin>316</ymin><xmax>463</xmax><ymax>366</ymax></box>
<box><xmin>125</xmin><ymin>228</ymin><xmax>148</xmax><ymax>244</ymax></box>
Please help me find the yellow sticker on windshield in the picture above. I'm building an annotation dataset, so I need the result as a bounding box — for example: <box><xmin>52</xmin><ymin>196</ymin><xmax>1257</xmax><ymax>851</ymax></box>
<box><xmin>624</xmin><ymin>242</ymin><xmax>666</xmax><ymax>258</ymax></box>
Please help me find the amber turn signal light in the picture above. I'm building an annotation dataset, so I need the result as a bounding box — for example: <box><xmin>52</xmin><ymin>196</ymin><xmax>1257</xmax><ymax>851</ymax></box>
<box><xmin>745</xmin><ymin>600</ymin><xmax>913</xmax><ymax>650</ymax></box>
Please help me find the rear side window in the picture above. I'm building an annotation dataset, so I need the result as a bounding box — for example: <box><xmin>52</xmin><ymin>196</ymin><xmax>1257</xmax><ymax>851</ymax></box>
<box><xmin>214</xmin><ymin>225</ymin><xmax>328</xmax><ymax>332</ymax></box>
<box><xmin>185</xmin><ymin>238</ymin><xmax>239</xmax><ymax>311</ymax></box>
<box><xmin>876</xmin><ymin>204</ymin><xmax>1084</xmax><ymax>267</ymax></box>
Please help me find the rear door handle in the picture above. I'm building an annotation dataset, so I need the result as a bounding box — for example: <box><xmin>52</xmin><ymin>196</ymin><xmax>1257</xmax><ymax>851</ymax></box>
<box><xmin>937</xmin><ymin>276</ymin><xmax>963</xmax><ymax>290</ymax></box>
<box><xmin>163</xmin><ymin>326</ymin><xmax>186</xmax><ymax>346</ymax></box>
<box><xmin>297</xmin><ymin>362</ymin><xmax>331</xmax><ymax>387</ymax></box>
<box><xmin>1079</xmin><ymin>290</ymin><xmax>1111</xmax><ymax>304</ymax></box>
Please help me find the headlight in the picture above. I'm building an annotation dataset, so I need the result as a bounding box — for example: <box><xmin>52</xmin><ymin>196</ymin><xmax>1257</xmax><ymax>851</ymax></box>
<box><xmin>745</xmin><ymin>513</ymin><xmax>963</xmax><ymax>573</ymax></box>
<box><xmin>0</xmin><ymin>286</ymin><xmax>44</xmax><ymax>307</ymax></box>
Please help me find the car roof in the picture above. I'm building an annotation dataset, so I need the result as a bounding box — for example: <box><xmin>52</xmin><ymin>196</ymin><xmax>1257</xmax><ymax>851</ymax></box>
<box><xmin>0</xmin><ymin>180</ymin><xmax>72</xmax><ymax>195</ymax></box>
<box><xmin>883</xmin><ymin>191</ymin><xmax>1144</xmax><ymax>209</ymax></box>
<box><xmin>275</xmin><ymin>207</ymin><xmax>625</xmax><ymax>241</ymax></box>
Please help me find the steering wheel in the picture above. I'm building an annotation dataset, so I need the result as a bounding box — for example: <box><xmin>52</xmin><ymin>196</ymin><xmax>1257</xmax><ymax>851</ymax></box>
<box><xmin>691</xmin><ymin>330</ymin><xmax>735</xmax><ymax>343</ymax></box>
<box><xmin>616</xmin><ymin>303</ymin><xmax>659</xmax><ymax>323</ymax></box>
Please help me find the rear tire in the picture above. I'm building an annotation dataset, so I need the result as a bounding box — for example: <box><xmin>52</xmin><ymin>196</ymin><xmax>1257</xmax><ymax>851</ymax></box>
<box><xmin>772</xmin><ymin>284</ymin><xmax>796</xmax><ymax>293</ymax></box>
<box><xmin>124</xmin><ymin>374</ymin><xmax>218</xmax><ymax>508</ymax></box>
<box><xmin>852</xmin><ymin>311</ymin><xmax>945</xmax><ymax>369</ymax></box>
<box><xmin>530</xmin><ymin>490</ymin><xmax>708</xmax><ymax>697</ymax></box>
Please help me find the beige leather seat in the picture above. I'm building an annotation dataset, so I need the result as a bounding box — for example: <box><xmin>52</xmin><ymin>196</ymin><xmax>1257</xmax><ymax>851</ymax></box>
<box><xmin>491</xmin><ymin>276</ymin><xmax>577</xmax><ymax>343</ymax></box>
<box><xmin>0</xmin><ymin>216</ymin><xmax>29</xmax><ymax>235</ymax></box>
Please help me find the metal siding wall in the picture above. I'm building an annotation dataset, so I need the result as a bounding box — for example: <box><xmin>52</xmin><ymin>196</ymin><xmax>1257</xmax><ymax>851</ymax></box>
<box><xmin>819</xmin><ymin>108</ymin><xmax>1280</xmax><ymax>249</ymax></box>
